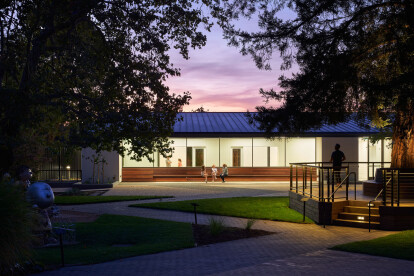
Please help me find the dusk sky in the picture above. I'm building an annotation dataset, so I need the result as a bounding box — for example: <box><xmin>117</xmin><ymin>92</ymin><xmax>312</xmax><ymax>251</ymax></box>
<box><xmin>166</xmin><ymin>23</ymin><xmax>292</xmax><ymax>112</ymax></box>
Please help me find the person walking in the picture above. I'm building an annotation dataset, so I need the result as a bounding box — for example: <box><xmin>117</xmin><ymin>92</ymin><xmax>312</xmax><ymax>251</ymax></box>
<box><xmin>330</xmin><ymin>144</ymin><xmax>346</xmax><ymax>187</ymax></box>
<box><xmin>220</xmin><ymin>164</ymin><xmax>228</xmax><ymax>183</ymax></box>
<box><xmin>166</xmin><ymin>157</ymin><xmax>172</xmax><ymax>167</ymax></box>
<box><xmin>201</xmin><ymin>165</ymin><xmax>208</xmax><ymax>183</ymax></box>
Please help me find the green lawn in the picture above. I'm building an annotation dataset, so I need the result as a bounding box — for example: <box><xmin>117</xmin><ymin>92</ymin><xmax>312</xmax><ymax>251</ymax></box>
<box><xmin>332</xmin><ymin>230</ymin><xmax>414</xmax><ymax>261</ymax></box>
<box><xmin>35</xmin><ymin>214</ymin><xmax>194</xmax><ymax>266</ymax></box>
<box><xmin>131</xmin><ymin>197</ymin><xmax>313</xmax><ymax>223</ymax></box>
<box><xmin>54</xmin><ymin>195</ymin><xmax>173</xmax><ymax>205</ymax></box>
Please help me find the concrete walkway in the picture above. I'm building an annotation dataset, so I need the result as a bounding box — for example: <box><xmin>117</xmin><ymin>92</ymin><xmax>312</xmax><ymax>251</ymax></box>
<box><xmin>40</xmin><ymin>182</ymin><xmax>414</xmax><ymax>275</ymax></box>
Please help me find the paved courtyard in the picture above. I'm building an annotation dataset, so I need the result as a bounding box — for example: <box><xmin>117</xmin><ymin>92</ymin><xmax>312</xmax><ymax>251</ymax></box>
<box><xmin>41</xmin><ymin>182</ymin><xmax>414</xmax><ymax>276</ymax></box>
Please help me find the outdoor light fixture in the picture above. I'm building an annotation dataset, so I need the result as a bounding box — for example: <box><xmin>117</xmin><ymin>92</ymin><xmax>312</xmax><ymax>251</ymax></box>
<box><xmin>367</xmin><ymin>203</ymin><xmax>375</xmax><ymax>207</ymax></box>
<box><xmin>357</xmin><ymin>216</ymin><xmax>365</xmax><ymax>220</ymax></box>
<box><xmin>66</xmin><ymin>165</ymin><xmax>71</xmax><ymax>170</ymax></box>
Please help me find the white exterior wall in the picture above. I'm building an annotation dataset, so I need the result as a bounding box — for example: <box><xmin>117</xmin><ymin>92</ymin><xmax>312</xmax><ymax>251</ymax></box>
<box><xmin>81</xmin><ymin>148</ymin><xmax>121</xmax><ymax>184</ymax></box>
<box><xmin>316</xmin><ymin>137</ymin><xmax>323</xmax><ymax>162</ymax></box>
<box><xmin>220</xmin><ymin>138</ymin><xmax>252</xmax><ymax>167</ymax></box>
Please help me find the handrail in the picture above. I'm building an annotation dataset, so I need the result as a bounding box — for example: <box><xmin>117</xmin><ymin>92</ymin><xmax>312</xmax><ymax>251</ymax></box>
<box><xmin>326</xmin><ymin>172</ymin><xmax>356</xmax><ymax>202</ymax></box>
<box><xmin>368</xmin><ymin>175</ymin><xmax>393</xmax><ymax>232</ymax></box>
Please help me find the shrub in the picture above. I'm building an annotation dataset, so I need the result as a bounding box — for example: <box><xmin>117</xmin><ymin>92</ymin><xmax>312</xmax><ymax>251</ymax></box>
<box><xmin>208</xmin><ymin>217</ymin><xmax>225</xmax><ymax>236</ymax></box>
<box><xmin>245</xmin><ymin>219</ymin><xmax>257</xmax><ymax>231</ymax></box>
<box><xmin>0</xmin><ymin>180</ymin><xmax>34</xmax><ymax>274</ymax></box>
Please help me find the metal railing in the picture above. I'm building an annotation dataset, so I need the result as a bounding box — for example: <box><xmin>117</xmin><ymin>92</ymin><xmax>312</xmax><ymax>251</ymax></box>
<box><xmin>368</xmin><ymin>176</ymin><xmax>393</xmax><ymax>232</ymax></box>
<box><xmin>37</xmin><ymin>170</ymin><xmax>82</xmax><ymax>182</ymax></box>
<box><xmin>290</xmin><ymin>162</ymin><xmax>391</xmax><ymax>202</ymax></box>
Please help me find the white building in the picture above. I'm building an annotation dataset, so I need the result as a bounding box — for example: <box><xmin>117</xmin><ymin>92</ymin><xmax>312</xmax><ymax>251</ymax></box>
<box><xmin>81</xmin><ymin>112</ymin><xmax>391</xmax><ymax>183</ymax></box>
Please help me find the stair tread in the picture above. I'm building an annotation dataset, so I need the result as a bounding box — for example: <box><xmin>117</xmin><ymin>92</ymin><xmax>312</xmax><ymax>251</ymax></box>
<box><xmin>345</xmin><ymin>206</ymin><xmax>379</xmax><ymax>210</ymax></box>
<box><xmin>339</xmin><ymin>212</ymin><xmax>379</xmax><ymax>217</ymax></box>
<box><xmin>335</xmin><ymin>219</ymin><xmax>380</xmax><ymax>224</ymax></box>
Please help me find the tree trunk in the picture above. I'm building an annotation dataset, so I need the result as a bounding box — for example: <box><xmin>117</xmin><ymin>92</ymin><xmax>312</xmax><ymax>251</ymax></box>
<box><xmin>391</xmin><ymin>111</ymin><xmax>414</xmax><ymax>168</ymax></box>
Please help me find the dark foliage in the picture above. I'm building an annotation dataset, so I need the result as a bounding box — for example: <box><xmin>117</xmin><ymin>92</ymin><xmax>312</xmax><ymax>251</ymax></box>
<box><xmin>221</xmin><ymin>0</ymin><xmax>414</xmax><ymax>166</ymax></box>
<box><xmin>0</xmin><ymin>1</ymin><xmax>224</xmax><ymax>170</ymax></box>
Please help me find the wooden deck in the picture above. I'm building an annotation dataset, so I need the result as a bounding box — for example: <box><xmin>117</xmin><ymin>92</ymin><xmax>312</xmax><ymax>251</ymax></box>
<box><xmin>122</xmin><ymin>167</ymin><xmax>316</xmax><ymax>182</ymax></box>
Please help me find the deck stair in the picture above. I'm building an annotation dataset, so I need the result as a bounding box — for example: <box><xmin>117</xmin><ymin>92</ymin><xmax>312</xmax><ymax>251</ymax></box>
<box><xmin>333</xmin><ymin>200</ymin><xmax>382</xmax><ymax>229</ymax></box>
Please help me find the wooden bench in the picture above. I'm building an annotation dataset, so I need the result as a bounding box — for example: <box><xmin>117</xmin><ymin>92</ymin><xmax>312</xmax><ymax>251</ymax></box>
<box><xmin>363</xmin><ymin>168</ymin><xmax>414</xmax><ymax>199</ymax></box>
<box><xmin>123</xmin><ymin>167</ymin><xmax>315</xmax><ymax>182</ymax></box>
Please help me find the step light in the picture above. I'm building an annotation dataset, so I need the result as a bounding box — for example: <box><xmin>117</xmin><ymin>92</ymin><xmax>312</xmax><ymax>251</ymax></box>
<box><xmin>357</xmin><ymin>216</ymin><xmax>365</xmax><ymax>220</ymax></box>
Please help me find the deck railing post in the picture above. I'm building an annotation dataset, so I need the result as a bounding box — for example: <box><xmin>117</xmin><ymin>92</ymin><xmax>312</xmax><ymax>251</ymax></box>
<box><xmin>382</xmin><ymin>169</ymin><xmax>386</xmax><ymax>206</ymax></box>
<box><xmin>302</xmin><ymin>166</ymin><xmax>306</xmax><ymax>195</ymax></box>
<box><xmin>310</xmin><ymin>168</ymin><xmax>313</xmax><ymax>199</ymax></box>
<box><xmin>397</xmin><ymin>170</ymin><xmax>400</xmax><ymax>207</ymax></box>
<box><xmin>290</xmin><ymin>165</ymin><xmax>293</xmax><ymax>191</ymax></box>
<box><xmin>346</xmin><ymin>167</ymin><xmax>349</xmax><ymax>200</ymax></box>
<box><xmin>391</xmin><ymin>170</ymin><xmax>394</xmax><ymax>207</ymax></box>
<box><xmin>321</xmin><ymin>168</ymin><xmax>324</xmax><ymax>201</ymax></box>
<box><xmin>327</xmin><ymin>168</ymin><xmax>331</xmax><ymax>202</ymax></box>
<box><xmin>296</xmin><ymin>166</ymin><xmax>298</xmax><ymax>192</ymax></box>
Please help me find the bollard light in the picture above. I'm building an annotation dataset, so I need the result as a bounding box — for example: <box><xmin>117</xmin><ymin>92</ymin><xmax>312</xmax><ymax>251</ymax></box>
<box><xmin>190</xmin><ymin>203</ymin><xmax>200</xmax><ymax>225</ymax></box>
<box><xmin>300</xmin><ymin>197</ymin><xmax>309</xmax><ymax>222</ymax></box>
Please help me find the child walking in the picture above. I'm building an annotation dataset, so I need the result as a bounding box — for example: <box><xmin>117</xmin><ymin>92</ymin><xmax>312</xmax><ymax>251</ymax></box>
<box><xmin>201</xmin><ymin>165</ymin><xmax>208</xmax><ymax>183</ymax></box>
<box><xmin>211</xmin><ymin>164</ymin><xmax>218</xmax><ymax>182</ymax></box>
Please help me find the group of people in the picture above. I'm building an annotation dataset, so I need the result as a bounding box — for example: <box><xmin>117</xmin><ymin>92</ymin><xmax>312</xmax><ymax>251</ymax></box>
<box><xmin>201</xmin><ymin>164</ymin><xmax>228</xmax><ymax>183</ymax></box>
<box><xmin>165</xmin><ymin>157</ymin><xmax>182</xmax><ymax>167</ymax></box>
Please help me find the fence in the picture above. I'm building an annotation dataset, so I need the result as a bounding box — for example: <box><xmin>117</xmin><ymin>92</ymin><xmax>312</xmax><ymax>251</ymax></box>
<box><xmin>37</xmin><ymin>170</ymin><xmax>82</xmax><ymax>182</ymax></box>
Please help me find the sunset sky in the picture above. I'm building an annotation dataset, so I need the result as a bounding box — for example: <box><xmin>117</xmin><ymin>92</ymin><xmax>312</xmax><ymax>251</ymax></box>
<box><xmin>166</xmin><ymin>23</ymin><xmax>291</xmax><ymax>112</ymax></box>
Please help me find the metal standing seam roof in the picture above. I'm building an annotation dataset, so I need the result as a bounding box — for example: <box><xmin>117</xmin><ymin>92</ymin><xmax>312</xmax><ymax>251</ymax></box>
<box><xmin>173</xmin><ymin>112</ymin><xmax>378</xmax><ymax>136</ymax></box>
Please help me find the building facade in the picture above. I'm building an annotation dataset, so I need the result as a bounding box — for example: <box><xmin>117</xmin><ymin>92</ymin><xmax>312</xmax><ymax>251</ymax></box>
<box><xmin>81</xmin><ymin>113</ymin><xmax>391</xmax><ymax>183</ymax></box>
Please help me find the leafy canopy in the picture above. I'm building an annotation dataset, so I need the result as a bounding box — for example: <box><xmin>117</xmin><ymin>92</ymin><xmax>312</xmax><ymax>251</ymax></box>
<box><xmin>220</xmin><ymin>0</ymin><xmax>413</xmax><ymax>136</ymax></box>
<box><xmin>0</xmin><ymin>0</ymin><xmax>223</xmax><ymax>166</ymax></box>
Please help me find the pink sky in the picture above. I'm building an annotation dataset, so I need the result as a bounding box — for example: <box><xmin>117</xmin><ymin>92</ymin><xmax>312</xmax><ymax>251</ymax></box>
<box><xmin>165</xmin><ymin>24</ymin><xmax>288</xmax><ymax>112</ymax></box>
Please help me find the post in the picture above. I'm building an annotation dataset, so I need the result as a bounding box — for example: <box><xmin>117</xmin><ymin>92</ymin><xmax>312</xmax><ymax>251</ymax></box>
<box><xmin>328</xmin><ymin>169</ymin><xmax>332</xmax><ymax>202</ymax></box>
<box><xmin>59</xmin><ymin>233</ymin><xmax>64</xmax><ymax>267</ymax></box>
<box><xmin>368</xmin><ymin>202</ymin><xmax>371</xmax><ymax>232</ymax></box>
<box><xmin>310</xmin><ymin>168</ymin><xmax>313</xmax><ymax>198</ymax></box>
<box><xmin>332</xmin><ymin>168</ymin><xmax>335</xmax><ymax>202</ymax></box>
<box><xmin>303</xmin><ymin>201</ymin><xmax>306</xmax><ymax>222</ymax></box>
<box><xmin>321</xmin><ymin>168</ymin><xmax>324</xmax><ymax>201</ymax></box>
<box><xmin>296</xmin><ymin>166</ymin><xmax>298</xmax><ymax>192</ymax></box>
<box><xmin>382</xmin><ymin>170</ymin><xmax>386</xmax><ymax>206</ymax></box>
<box><xmin>397</xmin><ymin>170</ymin><xmax>400</xmax><ymax>207</ymax></box>
<box><xmin>391</xmin><ymin>170</ymin><xmax>394</xmax><ymax>206</ymax></box>
<box><xmin>346</xmin><ymin>167</ymin><xmax>349</xmax><ymax>200</ymax></box>
<box><xmin>191</xmin><ymin>203</ymin><xmax>199</xmax><ymax>225</ymax></box>
<box><xmin>290</xmin><ymin>165</ymin><xmax>293</xmax><ymax>191</ymax></box>
<box><xmin>302</xmin><ymin>166</ymin><xmax>305</xmax><ymax>195</ymax></box>
<box><xmin>301</xmin><ymin>197</ymin><xmax>309</xmax><ymax>222</ymax></box>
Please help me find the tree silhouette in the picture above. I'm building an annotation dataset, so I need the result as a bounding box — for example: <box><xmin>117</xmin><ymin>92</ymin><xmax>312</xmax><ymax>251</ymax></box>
<box><xmin>0</xmin><ymin>1</ymin><xmax>222</xmax><ymax>171</ymax></box>
<box><xmin>222</xmin><ymin>0</ymin><xmax>414</xmax><ymax>167</ymax></box>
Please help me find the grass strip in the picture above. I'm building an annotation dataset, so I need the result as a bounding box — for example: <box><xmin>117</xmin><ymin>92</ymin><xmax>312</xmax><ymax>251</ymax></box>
<box><xmin>35</xmin><ymin>214</ymin><xmax>194</xmax><ymax>266</ymax></box>
<box><xmin>332</xmin><ymin>230</ymin><xmax>414</xmax><ymax>261</ymax></box>
<box><xmin>55</xmin><ymin>195</ymin><xmax>173</xmax><ymax>205</ymax></box>
<box><xmin>131</xmin><ymin>197</ymin><xmax>313</xmax><ymax>223</ymax></box>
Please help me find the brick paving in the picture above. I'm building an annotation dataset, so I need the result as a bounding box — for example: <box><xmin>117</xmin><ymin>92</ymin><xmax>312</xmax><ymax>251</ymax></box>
<box><xmin>39</xmin><ymin>182</ymin><xmax>414</xmax><ymax>276</ymax></box>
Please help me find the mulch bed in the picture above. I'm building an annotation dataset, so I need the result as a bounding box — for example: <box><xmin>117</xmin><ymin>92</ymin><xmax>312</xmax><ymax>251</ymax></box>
<box><xmin>192</xmin><ymin>224</ymin><xmax>275</xmax><ymax>246</ymax></box>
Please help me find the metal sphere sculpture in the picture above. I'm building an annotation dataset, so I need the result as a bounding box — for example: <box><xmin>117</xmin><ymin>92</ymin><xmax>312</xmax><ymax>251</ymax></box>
<box><xmin>26</xmin><ymin>182</ymin><xmax>55</xmax><ymax>209</ymax></box>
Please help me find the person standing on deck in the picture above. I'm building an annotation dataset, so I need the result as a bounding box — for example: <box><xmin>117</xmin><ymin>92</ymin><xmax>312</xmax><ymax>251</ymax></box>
<box><xmin>330</xmin><ymin>144</ymin><xmax>346</xmax><ymax>186</ymax></box>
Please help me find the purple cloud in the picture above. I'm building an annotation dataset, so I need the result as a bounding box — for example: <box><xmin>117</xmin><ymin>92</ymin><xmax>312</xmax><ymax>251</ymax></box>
<box><xmin>166</xmin><ymin>24</ymin><xmax>292</xmax><ymax>111</ymax></box>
